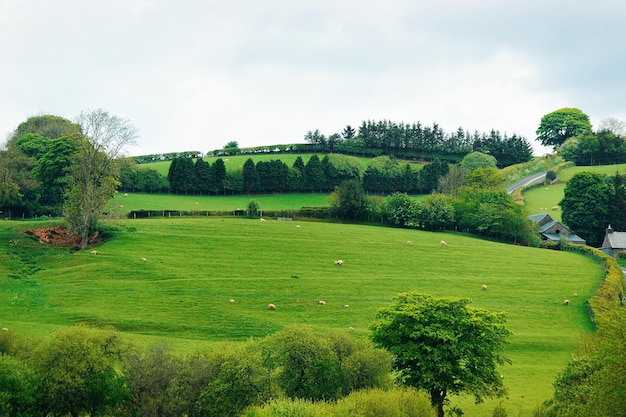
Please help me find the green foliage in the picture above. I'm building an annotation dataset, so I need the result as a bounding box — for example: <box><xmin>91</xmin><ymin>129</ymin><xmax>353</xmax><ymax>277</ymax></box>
<box><xmin>33</xmin><ymin>327</ymin><xmax>129</xmax><ymax>417</ymax></box>
<box><xmin>0</xmin><ymin>354</ymin><xmax>39</xmax><ymax>417</ymax></box>
<box><xmin>382</xmin><ymin>192</ymin><xmax>418</xmax><ymax>227</ymax></box>
<box><xmin>463</xmin><ymin>167</ymin><xmax>505</xmax><ymax>191</ymax></box>
<box><xmin>371</xmin><ymin>292</ymin><xmax>511</xmax><ymax>417</ymax></box>
<box><xmin>559</xmin><ymin>171</ymin><xmax>610</xmax><ymax>247</ymax></box>
<box><xmin>412</xmin><ymin>193</ymin><xmax>455</xmax><ymax>231</ymax></box>
<box><xmin>545</xmin><ymin>170</ymin><xmax>557</xmax><ymax>182</ymax></box>
<box><xmin>329</xmin><ymin>179</ymin><xmax>366</xmax><ymax>220</ymax></box>
<box><xmin>536</xmin><ymin>108</ymin><xmax>592</xmax><ymax>149</ymax></box>
<box><xmin>247</xmin><ymin>200</ymin><xmax>260</xmax><ymax>216</ymax></box>
<box><xmin>242</xmin><ymin>158</ymin><xmax>260</xmax><ymax>194</ymax></box>
<box><xmin>460</xmin><ymin>152</ymin><xmax>497</xmax><ymax>172</ymax></box>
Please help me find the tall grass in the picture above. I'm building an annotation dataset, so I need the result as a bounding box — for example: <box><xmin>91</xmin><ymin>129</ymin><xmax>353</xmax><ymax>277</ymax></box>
<box><xmin>0</xmin><ymin>217</ymin><xmax>603</xmax><ymax>416</ymax></box>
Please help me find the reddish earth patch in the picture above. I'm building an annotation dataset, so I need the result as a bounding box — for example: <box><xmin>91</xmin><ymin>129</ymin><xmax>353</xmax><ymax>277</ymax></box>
<box><xmin>26</xmin><ymin>227</ymin><xmax>81</xmax><ymax>246</ymax></box>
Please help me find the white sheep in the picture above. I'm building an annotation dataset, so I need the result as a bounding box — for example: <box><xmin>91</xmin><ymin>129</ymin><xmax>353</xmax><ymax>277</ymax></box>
<box><xmin>334</xmin><ymin>259</ymin><xmax>344</xmax><ymax>266</ymax></box>
<box><xmin>1</xmin><ymin>328</ymin><xmax>8</xmax><ymax>332</ymax></box>
<box><xmin>440</xmin><ymin>240</ymin><xmax>448</xmax><ymax>247</ymax></box>
<box><xmin>552</xmin><ymin>206</ymin><xmax>559</xmax><ymax>211</ymax></box>
<box><xmin>344</xmin><ymin>304</ymin><xmax>349</xmax><ymax>308</ymax></box>
<box><xmin>407</xmin><ymin>240</ymin><xmax>413</xmax><ymax>245</ymax></box>
<box><xmin>90</xmin><ymin>250</ymin><xmax>97</xmax><ymax>256</ymax></box>
<box><xmin>141</xmin><ymin>257</ymin><xmax>147</xmax><ymax>262</ymax></box>
<box><xmin>124</xmin><ymin>193</ymin><xmax>128</xmax><ymax>197</ymax></box>
<box><xmin>318</xmin><ymin>300</ymin><xmax>326</xmax><ymax>305</ymax></box>
<box><xmin>296</xmin><ymin>224</ymin><xmax>301</xmax><ymax>228</ymax></box>
<box><xmin>564</xmin><ymin>299</ymin><xmax>570</xmax><ymax>306</ymax></box>
<box><xmin>574</xmin><ymin>292</ymin><xmax>578</xmax><ymax>297</ymax></box>
<box><xmin>481</xmin><ymin>284</ymin><xmax>487</xmax><ymax>291</ymax></box>
<box><xmin>348</xmin><ymin>326</ymin><xmax>355</xmax><ymax>332</ymax></box>
<box><xmin>260</xmin><ymin>218</ymin><xmax>265</xmax><ymax>222</ymax></box>
<box><xmin>229</xmin><ymin>299</ymin><xmax>235</xmax><ymax>303</ymax></box>
<box><xmin>267</xmin><ymin>303</ymin><xmax>276</xmax><ymax>310</ymax></box>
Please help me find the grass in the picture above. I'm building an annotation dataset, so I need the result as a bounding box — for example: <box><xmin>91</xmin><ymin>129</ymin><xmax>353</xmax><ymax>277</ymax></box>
<box><xmin>0</xmin><ymin>217</ymin><xmax>603</xmax><ymax>416</ymax></box>
<box><xmin>109</xmin><ymin>192</ymin><xmax>333</xmax><ymax>217</ymax></box>
<box><xmin>523</xmin><ymin>162</ymin><xmax>626</xmax><ymax>220</ymax></box>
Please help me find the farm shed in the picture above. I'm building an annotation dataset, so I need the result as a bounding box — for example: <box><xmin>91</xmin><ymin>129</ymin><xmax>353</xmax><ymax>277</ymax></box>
<box><xmin>527</xmin><ymin>213</ymin><xmax>586</xmax><ymax>245</ymax></box>
<box><xmin>600</xmin><ymin>225</ymin><xmax>626</xmax><ymax>257</ymax></box>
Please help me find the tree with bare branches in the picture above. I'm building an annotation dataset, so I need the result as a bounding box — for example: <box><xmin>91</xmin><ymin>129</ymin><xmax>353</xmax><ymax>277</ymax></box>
<box><xmin>64</xmin><ymin>109</ymin><xmax>138</xmax><ymax>249</ymax></box>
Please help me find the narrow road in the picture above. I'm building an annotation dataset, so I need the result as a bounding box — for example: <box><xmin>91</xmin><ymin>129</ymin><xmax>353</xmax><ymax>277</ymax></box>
<box><xmin>506</xmin><ymin>172</ymin><xmax>547</xmax><ymax>194</ymax></box>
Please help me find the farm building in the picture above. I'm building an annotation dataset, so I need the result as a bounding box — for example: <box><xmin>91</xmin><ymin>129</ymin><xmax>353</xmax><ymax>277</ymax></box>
<box><xmin>600</xmin><ymin>225</ymin><xmax>626</xmax><ymax>257</ymax></box>
<box><xmin>527</xmin><ymin>213</ymin><xmax>586</xmax><ymax>245</ymax></box>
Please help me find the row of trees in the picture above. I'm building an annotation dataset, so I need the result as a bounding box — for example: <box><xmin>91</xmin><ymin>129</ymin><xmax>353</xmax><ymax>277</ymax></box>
<box><xmin>303</xmin><ymin>120</ymin><xmax>534</xmax><ymax>167</ymax></box>
<box><xmin>0</xmin><ymin>112</ymin><xmax>137</xmax><ymax>248</ymax></box>
<box><xmin>159</xmin><ymin>154</ymin><xmax>452</xmax><ymax>196</ymax></box>
<box><xmin>0</xmin><ymin>292</ymin><xmax>510</xmax><ymax>417</ymax></box>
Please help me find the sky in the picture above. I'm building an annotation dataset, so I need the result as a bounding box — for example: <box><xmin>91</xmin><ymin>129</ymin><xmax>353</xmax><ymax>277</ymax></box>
<box><xmin>1</xmin><ymin>0</ymin><xmax>625</xmax><ymax>157</ymax></box>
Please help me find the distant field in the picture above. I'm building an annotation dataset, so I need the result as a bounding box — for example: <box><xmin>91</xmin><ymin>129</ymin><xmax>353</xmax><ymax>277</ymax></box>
<box><xmin>523</xmin><ymin>163</ymin><xmax>626</xmax><ymax>219</ymax></box>
<box><xmin>140</xmin><ymin>153</ymin><xmax>424</xmax><ymax>176</ymax></box>
<box><xmin>109</xmin><ymin>192</ymin><xmax>333</xmax><ymax>217</ymax></box>
<box><xmin>0</xmin><ymin>217</ymin><xmax>603</xmax><ymax>416</ymax></box>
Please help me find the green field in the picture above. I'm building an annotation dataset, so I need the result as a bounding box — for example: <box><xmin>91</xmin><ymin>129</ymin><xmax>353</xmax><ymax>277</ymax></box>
<box><xmin>109</xmin><ymin>192</ymin><xmax>333</xmax><ymax>217</ymax></box>
<box><xmin>523</xmin><ymin>162</ymin><xmax>626</xmax><ymax>220</ymax></box>
<box><xmin>139</xmin><ymin>153</ymin><xmax>424</xmax><ymax>176</ymax></box>
<box><xmin>0</xmin><ymin>216</ymin><xmax>603</xmax><ymax>416</ymax></box>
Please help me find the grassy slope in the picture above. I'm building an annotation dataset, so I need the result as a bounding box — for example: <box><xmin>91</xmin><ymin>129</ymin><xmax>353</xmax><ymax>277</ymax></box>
<box><xmin>140</xmin><ymin>153</ymin><xmax>424</xmax><ymax>176</ymax></box>
<box><xmin>110</xmin><ymin>192</ymin><xmax>333</xmax><ymax>217</ymax></box>
<box><xmin>524</xmin><ymin>162</ymin><xmax>626</xmax><ymax>220</ymax></box>
<box><xmin>0</xmin><ymin>217</ymin><xmax>602</xmax><ymax>416</ymax></box>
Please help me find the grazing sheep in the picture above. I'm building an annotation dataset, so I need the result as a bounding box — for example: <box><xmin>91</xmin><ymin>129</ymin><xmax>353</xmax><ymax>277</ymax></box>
<box><xmin>440</xmin><ymin>240</ymin><xmax>448</xmax><ymax>247</ymax></box>
<box><xmin>124</xmin><ymin>193</ymin><xmax>128</xmax><ymax>197</ymax></box>
<box><xmin>229</xmin><ymin>299</ymin><xmax>235</xmax><ymax>303</ymax></box>
<box><xmin>334</xmin><ymin>259</ymin><xmax>344</xmax><ymax>266</ymax></box>
<box><xmin>344</xmin><ymin>304</ymin><xmax>349</xmax><ymax>308</ymax></box>
<box><xmin>90</xmin><ymin>250</ymin><xmax>97</xmax><ymax>255</ymax></box>
<box><xmin>141</xmin><ymin>257</ymin><xmax>147</xmax><ymax>262</ymax></box>
<box><xmin>481</xmin><ymin>284</ymin><xmax>487</xmax><ymax>291</ymax></box>
<box><xmin>296</xmin><ymin>224</ymin><xmax>301</xmax><ymax>228</ymax></box>
<box><xmin>348</xmin><ymin>326</ymin><xmax>355</xmax><ymax>332</ymax></box>
<box><xmin>1</xmin><ymin>328</ymin><xmax>8</xmax><ymax>332</ymax></box>
<box><xmin>564</xmin><ymin>299</ymin><xmax>569</xmax><ymax>306</ymax></box>
<box><xmin>119</xmin><ymin>204</ymin><xmax>124</xmax><ymax>208</ymax></box>
<box><xmin>574</xmin><ymin>292</ymin><xmax>578</xmax><ymax>297</ymax></box>
<box><xmin>267</xmin><ymin>303</ymin><xmax>276</xmax><ymax>310</ymax></box>
<box><xmin>552</xmin><ymin>206</ymin><xmax>559</xmax><ymax>211</ymax></box>
<box><xmin>260</xmin><ymin>218</ymin><xmax>265</xmax><ymax>222</ymax></box>
<box><xmin>407</xmin><ymin>240</ymin><xmax>413</xmax><ymax>245</ymax></box>
<box><xmin>318</xmin><ymin>300</ymin><xmax>326</xmax><ymax>305</ymax></box>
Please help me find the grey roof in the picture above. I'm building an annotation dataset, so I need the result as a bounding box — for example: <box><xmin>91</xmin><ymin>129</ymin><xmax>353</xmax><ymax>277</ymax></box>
<box><xmin>542</xmin><ymin>233</ymin><xmax>586</xmax><ymax>244</ymax></box>
<box><xmin>604</xmin><ymin>231</ymin><xmax>626</xmax><ymax>249</ymax></box>
<box><xmin>528</xmin><ymin>213</ymin><xmax>553</xmax><ymax>225</ymax></box>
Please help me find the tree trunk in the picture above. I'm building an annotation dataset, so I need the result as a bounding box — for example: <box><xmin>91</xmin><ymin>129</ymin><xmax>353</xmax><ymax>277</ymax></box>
<box><xmin>430</xmin><ymin>388</ymin><xmax>446</xmax><ymax>417</ymax></box>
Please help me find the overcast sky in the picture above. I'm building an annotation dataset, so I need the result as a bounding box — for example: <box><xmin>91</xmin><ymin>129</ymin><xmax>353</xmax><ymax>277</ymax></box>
<box><xmin>1</xmin><ymin>0</ymin><xmax>624</xmax><ymax>157</ymax></box>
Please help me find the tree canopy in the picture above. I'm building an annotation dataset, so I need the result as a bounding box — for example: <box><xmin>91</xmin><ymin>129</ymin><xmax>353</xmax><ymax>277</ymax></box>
<box><xmin>536</xmin><ymin>108</ymin><xmax>592</xmax><ymax>149</ymax></box>
<box><xmin>370</xmin><ymin>292</ymin><xmax>511</xmax><ymax>417</ymax></box>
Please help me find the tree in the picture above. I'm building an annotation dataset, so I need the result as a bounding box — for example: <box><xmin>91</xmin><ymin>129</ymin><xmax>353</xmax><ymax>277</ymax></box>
<box><xmin>33</xmin><ymin>137</ymin><xmax>78</xmax><ymax>209</ymax></box>
<box><xmin>459</xmin><ymin>151</ymin><xmax>497</xmax><ymax>172</ymax></box>
<box><xmin>342</xmin><ymin>125</ymin><xmax>356</xmax><ymax>140</ymax></box>
<box><xmin>536</xmin><ymin>108</ymin><xmax>592</xmax><ymax>149</ymax></box>
<box><xmin>560</xmin><ymin>171</ymin><xmax>610</xmax><ymax>247</ymax></box>
<box><xmin>33</xmin><ymin>327</ymin><xmax>129</xmax><ymax>417</ymax></box>
<box><xmin>242</xmin><ymin>158</ymin><xmax>259</xmax><ymax>194</ymax></box>
<box><xmin>224</xmin><ymin>140</ymin><xmax>239</xmax><ymax>149</ymax></box>
<box><xmin>64</xmin><ymin>109</ymin><xmax>137</xmax><ymax>249</ymax></box>
<box><xmin>437</xmin><ymin>165</ymin><xmax>467</xmax><ymax>196</ymax></box>
<box><xmin>303</xmin><ymin>154</ymin><xmax>326</xmax><ymax>192</ymax></box>
<box><xmin>598</xmin><ymin>117</ymin><xmax>626</xmax><ymax>137</ymax></box>
<box><xmin>210</xmin><ymin>158</ymin><xmax>227</xmax><ymax>194</ymax></box>
<box><xmin>412</xmin><ymin>194</ymin><xmax>455</xmax><ymax>231</ymax></box>
<box><xmin>263</xmin><ymin>326</ymin><xmax>341</xmax><ymax>401</ymax></box>
<box><xmin>382</xmin><ymin>193</ymin><xmax>418</xmax><ymax>227</ymax></box>
<box><xmin>194</xmin><ymin>158</ymin><xmax>211</xmax><ymax>194</ymax></box>
<box><xmin>370</xmin><ymin>292</ymin><xmax>511</xmax><ymax>417</ymax></box>
<box><xmin>609</xmin><ymin>172</ymin><xmax>626</xmax><ymax>231</ymax></box>
<box><xmin>329</xmin><ymin>179</ymin><xmax>366</xmax><ymax>220</ymax></box>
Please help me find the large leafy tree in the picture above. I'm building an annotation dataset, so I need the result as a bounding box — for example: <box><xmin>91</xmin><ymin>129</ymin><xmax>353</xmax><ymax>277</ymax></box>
<box><xmin>536</xmin><ymin>108</ymin><xmax>592</xmax><ymax>149</ymax></box>
<box><xmin>371</xmin><ymin>292</ymin><xmax>511</xmax><ymax>417</ymax></box>
<box><xmin>33</xmin><ymin>137</ymin><xmax>78</xmax><ymax>209</ymax></box>
<box><xmin>329</xmin><ymin>179</ymin><xmax>366</xmax><ymax>220</ymax></box>
<box><xmin>65</xmin><ymin>109</ymin><xmax>138</xmax><ymax>249</ymax></box>
<box><xmin>459</xmin><ymin>151</ymin><xmax>497</xmax><ymax>172</ymax></box>
<box><xmin>560</xmin><ymin>171</ymin><xmax>610</xmax><ymax>247</ymax></box>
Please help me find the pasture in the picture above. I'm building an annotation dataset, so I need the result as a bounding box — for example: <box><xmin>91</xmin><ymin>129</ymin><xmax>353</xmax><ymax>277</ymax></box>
<box><xmin>523</xmin><ymin>162</ymin><xmax>626</xmax><ymax>220</ymax></box>
<box><xmin>109</xmin><ymin>192</ymin><xmax>333</xmax><ymax>217</ymax></box>
<box><xmin>0</xmin><ymin>216</ymin><xmax>603</xmax><ymax>416</ymax></box>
